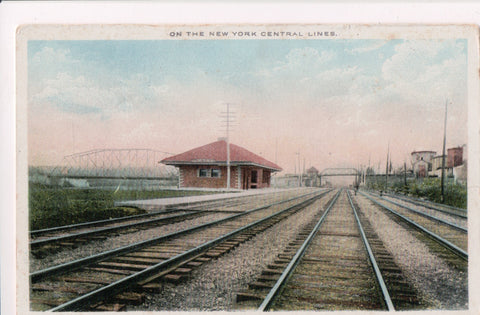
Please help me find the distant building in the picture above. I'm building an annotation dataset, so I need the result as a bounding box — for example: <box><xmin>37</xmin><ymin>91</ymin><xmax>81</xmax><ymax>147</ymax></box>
<box><xmin>272</xmin><ymin>174</ymin><xmax>301</xmax><ymax>188</ymax></box>
<box><xmin>447</xmin><ymin>147</ymin><xmax>463</xmax><ymax>168</ymax></box>
<box><xmin>431</xmin><ymin>155</ymin><xmax>445</xmax><ymax>172</ymax></box>
<box><xmin>411</xmin><ymin>150</ymin><xmax>436</xmax><ymax>178</ymax></box>
<box><xmin>306</xmin><ymin>167</ymin><xmax>319</xmax><ymax>176</ymax></box>
<box><xmin>416</xmin><ymin>147</ymin><xmax>465</xmax><ymax>179</ymax></box>
<box><xmin>430</xmin><ymin>155</ymin><xmax>454</xmax><ymax>178</ymax></box>
<box><xmin>451</xmin><ymin>146</ymin><xmax>467</xmax><ymax>184</ymax></box>
<box><xmin>305</xmin><ymin>167</ymin><xmax>319</xmax><ymax>187</ymax></box>
<box><xmin>453</xmin><ymin>161</ymin><xmax>467</xmax><ymax>184</ymax></box>
<box><xmin>161</xmin><ymin>139</ymin><xmax>282</xmax><ymax>189</ymax></box>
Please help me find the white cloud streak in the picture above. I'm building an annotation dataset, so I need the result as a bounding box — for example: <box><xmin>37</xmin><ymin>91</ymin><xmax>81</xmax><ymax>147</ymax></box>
<box><xmin>28</xmin><ymin>40</ymin><xmax>468</xmax><ymax>172</ymax></box>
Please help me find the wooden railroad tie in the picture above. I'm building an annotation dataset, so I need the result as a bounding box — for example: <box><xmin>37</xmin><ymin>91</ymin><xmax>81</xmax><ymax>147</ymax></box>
<box><xmin>31</xmin><ymin>283</ymin><xmax>90</xmax><ymax>295</ymax></box>
<box><xmin>141</xmin><ymin>282</ymin><xmax>163</xmax><ymax>292</ymax></box>
<box><xmin>261</xmin><ymin>268</ymin><xmax>284</xmax><ymax>275</ymax></box>
<box><xmin>91</xmin><ymin>302</ymin><xmax>126</xmax><ymax>312</ymax></box>
<box><xmin>96</xmin><ymin>261</ymin><xmax>152</xmax><ymax>270</ymax></box>
<box><xmin>163</xmin><ymin>274</ymin><xmax>185</xmax><ymax>283</ymax></box>
<box><xmin>30</xmin><ymin>297</ymin><xmax>70</xmax><ymax>307</ymax></box>
<box><xmin>114</xmin><ymin>256</ymin><xmax>162</xmax><ymax>264</ymax></box>
<box><xmin>236</xmin><ymin>292</ymin><xmax>266</xmax><ymax>302</ymax></box>
<box><xmin>85</xmin><ymin>266</ymin><xmax>134</xmax><ymax>275</ymax></box>
<box><xmin>114</xmin><ymin>292</ymin><xmax>145</xmax><ymax>305</ymax></box>
<box><xmin>248</xmin><ymin>281</ymin><xmax>274</xmax><ymax>289</ymax></box>
<box><xmin>186</xmin><ymin>261</ymin><xmax>203</xmax><ymax>267</ymax></box>
<box><xmin>61</xmin><ymin>276</ymin><xmax>111</xmax><ymax>285</ymax></box>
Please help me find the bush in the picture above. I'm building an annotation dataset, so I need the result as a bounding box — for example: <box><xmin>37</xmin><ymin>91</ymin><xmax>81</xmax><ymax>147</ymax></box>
<box><xmin>28</xmin><ymin>185</ymin><xmax>142</xmax><ymax>230</ymax></box>
<box><xmin>28</xmin><ymin>185</ymin><xmax>220</xmax><ymax>230</ymax></box>
<box><xmin>406</xmin><ymin>178</ymin><xmax>466</xmax><ymax>209</ymax></box>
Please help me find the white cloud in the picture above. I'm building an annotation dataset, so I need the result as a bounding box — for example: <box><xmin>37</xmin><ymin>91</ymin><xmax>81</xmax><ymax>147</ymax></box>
<box><xmin>30</xmin><ymin>71</ymin><xmax>172</xmax><ymax>118</ymax></box>
<box><xmin>381</xmin><ymin>40</ymin><xmax>466</xmax><ymax>99</ymax></box>
<box><xmin>27</xmin><ymin>40</ymin><xmax>469</xmax><ymax>170</ymax></box>
<box><xmin>32</xmin><ymin>46</ymin><xmax>79</xmax><ymax>65</ymax></box>
<box><xmin>347</xmin><ymin>41</ymin><xmax>387</xmax><ymax>54</ymax></box>
<box><xmin>257</xmin><ymin>47</ymin><xmax>335</xmax><ymax>79</ymax></box>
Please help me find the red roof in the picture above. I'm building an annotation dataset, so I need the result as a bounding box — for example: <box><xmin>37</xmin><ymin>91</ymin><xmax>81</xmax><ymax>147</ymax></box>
<box><xmin>161</xmin><ymin>140</ymin><xmax>282</xmax><ymax>171</ymax></box>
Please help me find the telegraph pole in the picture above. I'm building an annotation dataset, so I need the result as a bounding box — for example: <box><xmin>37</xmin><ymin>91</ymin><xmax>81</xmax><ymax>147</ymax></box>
<box><xmin>226</xmin><ymin>103</ymin><xmax>231</xmax><ymax>189</ymax></box>
<box><xmin>295</xmin><ymin>152</ymin><xmax>300</xmax><ymax>187</ymax></box>
<box><xmin>366</xmin><ymin>154</ymin><xmax>371</xmax><ymax>187</ymax></box>
<box><xmin>220</xmin><ymin>103</ymin><xmax>235</xmax><ymax>190</ymax></box>
<box><xmin>302</xmin><ymin>157</ymin><xmax>305</xmax><ymax>186</ymax></box>
<box><xmin>441</xmin><ymin>99</ymin><xmax>448</xmax><ymax>203</ymax></box>
<box><xmin>385</xmin><ymin>142</ymin><xmax>390</xmax><ymax>192</ymax></box>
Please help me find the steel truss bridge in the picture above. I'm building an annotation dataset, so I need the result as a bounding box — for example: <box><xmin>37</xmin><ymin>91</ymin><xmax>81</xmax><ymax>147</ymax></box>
<box><xmin>318</xmin><ymin>168</ymin><xmax>361</xmax><ymax>186</ymax></box>
<box><xmin>50</xmin><ymin>149</ymin><xmax>177</xmax><ymax>180</ymax></box>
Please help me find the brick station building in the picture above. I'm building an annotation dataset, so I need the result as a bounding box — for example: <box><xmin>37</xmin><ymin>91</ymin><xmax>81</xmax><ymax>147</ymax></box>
<box><xmin>161</xmin><ymin>139</ymin><xmax>282</xmax><ymax>189</ymax></box>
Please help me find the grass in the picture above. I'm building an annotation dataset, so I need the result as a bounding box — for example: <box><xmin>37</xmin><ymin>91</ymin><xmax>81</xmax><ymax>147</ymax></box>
<box><xmin>367</xmin><ymin>177</ymin><xmax>467</xmax><ymax>209</ymax></box>
<box><xmin>28</xmin><ymin>184</ymin><xmax>219</xmax><ymax>230</ymax></box>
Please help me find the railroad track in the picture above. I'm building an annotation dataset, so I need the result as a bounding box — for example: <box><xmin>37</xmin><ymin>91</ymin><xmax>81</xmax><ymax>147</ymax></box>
<box><xmin>30</xmin><ymin>210</ymin><xmax>208</xmax><ymax>255</ymax></box>
<box><xmin>377</xmin><ymin>193</ymin><xmax>467</xmax><ymax>229</ymax></box>
<box><xmin>31</xmin><ymin>208</ymin><xmax>198</xmax><ymax>239</ymax></box>
<box><xmin>383</xmin><ymin>192</ymin><xmax>467</xmax><ymax>218</ymax></box>
<box><xmin>358</xmin><ymin>191</ymin><xmax>467</xmax><ymax>263</ymax></box>
<box><xmin>235</xmin><ymin>189</ymin><xmax>421</xmax><ymax>311</ymax></box>
<box><xmin>30</xmin><ymin>189</ymin><xmax>331</xmax><ymax>311</ymax></box>
<box><xmin>30</xmin><ymin>189</ymin><xmax>312</xmax><ymax>256</ymax></box>
<box><xmin>124</xmin><ymin>188</ymin><xmax>311</xmax><ymax>212</ymax></box>
<box><xmin>174</xmin><ymin>195</ymin><xmax>255</xmax><ymax>211</ymax></box>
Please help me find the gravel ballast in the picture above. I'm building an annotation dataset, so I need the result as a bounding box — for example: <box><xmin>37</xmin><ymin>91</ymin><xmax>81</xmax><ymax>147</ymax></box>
<box><xmin>30</xmin><ymin>189</ymin><xmax>318</xmax><ymax>272</ymax></box>
<box><xmin>127</xmin><ymin>191</ymin><xmax>335</xmax><ymax>311</ymax></box>
<box><xmin>354</xmin><ymin>193</ymin><xmax>468</xmax><ymax>309</ymax></box>
<box><xmin>30</xmin><ymin>213</ymin><xmax>230</xmax><ymax>272</ymax></box>
<box><xmin>382</xmin><ymin>195</ymin><xmax>467</xmax><ymax>229</ymax></box>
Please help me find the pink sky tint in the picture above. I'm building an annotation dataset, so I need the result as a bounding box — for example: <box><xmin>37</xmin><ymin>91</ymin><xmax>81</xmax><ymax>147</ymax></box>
<box><xmin>28</xmin><ymin>92</ymin><xmax>467</xmax><ymax>174</ymax></box>
<box><xmin>27</xmin><ymin>38</ymin><xmax>468</xmax><ymax>174</ymax></box>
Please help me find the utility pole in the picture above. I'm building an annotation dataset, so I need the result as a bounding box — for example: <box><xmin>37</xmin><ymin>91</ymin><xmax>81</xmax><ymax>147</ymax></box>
<box><xmin>366</xmin><ymin>154</ymin><xmax>371</xmax><ymax>187</ymax></box>
<box><xmin>226</xmin><ymin>103</ymin><xmax>231</xmax><ymax>189</ymax></box>
<box><xmin>441</xmin><ymin>99</ymin><xmax>448</xmax><ymax>203</ymax></box>
<box><xmin>295</xmin><ymin>152</ymin><xmax>300</xmax><ymax>187</ymax></box>
<box><xmin>220</xmin><ymin>103</ymin><xmax>235</xmax><ymax>190</ymax></box>
<box><xmin>385</xmin><ymin>142</ymin><xmax>390</xmax><ymax>192</ymax></box>
<box><xmin>302</xmin><ymin>157</ymin><xmax>305</xmax><ymax>187</ymax></box>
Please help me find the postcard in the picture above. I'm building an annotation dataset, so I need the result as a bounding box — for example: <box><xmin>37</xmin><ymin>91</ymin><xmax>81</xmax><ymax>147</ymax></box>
<box><xmin>14</xmin><ymin>23</ymin><xmax>479</xmax><ymax>314</ymax></box>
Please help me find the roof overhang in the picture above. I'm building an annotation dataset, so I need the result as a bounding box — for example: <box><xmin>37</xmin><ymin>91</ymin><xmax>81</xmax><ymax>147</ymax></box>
<box><xmin>161</xmin><ymin>160</ymin><xmax>282</xmax><ymax>172</ymax></box>
<box><xmin>411</xmin><ymin>151</ymin><xmax>436</xmax><ymax>155</ymax></box>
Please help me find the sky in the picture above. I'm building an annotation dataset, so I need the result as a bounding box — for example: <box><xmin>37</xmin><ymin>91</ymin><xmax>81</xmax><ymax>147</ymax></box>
<box><xmin>27</xmin><ymin>38</ymin><xmax>468</xmax><ymax>174</ymax></box>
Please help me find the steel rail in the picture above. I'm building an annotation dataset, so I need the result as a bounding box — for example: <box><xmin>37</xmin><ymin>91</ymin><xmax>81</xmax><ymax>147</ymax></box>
<box><xmin>384</xmin><ymin>192</ymin><xmax>467</xmax><ymax>218</ymax></box>
<box><xmin>47</xmin><ymin>190</ymin><xmax>328</xmax><ymax>311</ymax></box>
<box><xmin>30</xmin><ymin>208</ymin><xmax>195</xmax><ymax>237</ymax></box>
<box><xmin>373</xmin><ymin>194</ymin><xmax>467</xmax><ymax>233</ymax></box>
<box><xmin>30</xmin><ymin>211</ymin><xmax>208</xmax><ymax>248</ymax></box>
<box><xmin>31</xmin><ymin>189</ymin><xmax>330</xmax><ymax>282</ymax></box>
<box><xmin>31</xmin><ymin>188</ymin><xmax>289</xmax><ymax>237</ymax></box>
<box><xmin>117</xmin><ymin>188</ymin><xmax>315</xmax><ymax>209</ymax></box>
<box><xmin>257</xmin><ymin>189</ymin><xmax>341</xmax><ymax>311</ymax></box>
<box><xmin>359</xmin><ymin>191</ymin><xmax>467</xmax><ymax>260</ymax></box>
<box><xmin>346</xmin><ymin>190</ymin><xmax>395</xmax><ymax>311</ymax></box>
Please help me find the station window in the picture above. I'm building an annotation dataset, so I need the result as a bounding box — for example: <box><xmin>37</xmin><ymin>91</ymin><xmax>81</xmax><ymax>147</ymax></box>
<box><xmin>199</xmin><ymin>169</ymin><xmax>209</xmax><ymax>177</ymax></box>
<box><xmin>263</xmin><ymin>171</ymin><xmax>270</xmax><ymax>183</ymax></box>
<box><xmin>211</xmin><ymin>169</ymin><xmax>221</xmax><ymax>178</ymax></box>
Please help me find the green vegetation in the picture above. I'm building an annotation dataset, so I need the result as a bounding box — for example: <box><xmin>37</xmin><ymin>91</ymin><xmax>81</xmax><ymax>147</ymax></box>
<box><xmin>366</xmin><ymin>177</ymin><xmax>467</xmax><ymax>209</ymax></box>
<box><xmin>402</xmin><ymin>178</ymin><xmax>466</xmax><ymax>209</ymax></box>
<box><xmin>28</xmin><ymin>184</ymin><xmax>218</xmax><ymax>230</ymax></box>
<box><xmin>110</xmin><ymin>189</ymin><xmax>215</xmax><ymax>201</ymax></box>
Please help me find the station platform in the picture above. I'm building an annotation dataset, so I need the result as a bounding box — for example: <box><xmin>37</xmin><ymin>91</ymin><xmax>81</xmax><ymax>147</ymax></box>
<box><xmin>115</xmin><ymin>187</ymin><xmax>316</xmax><ymax>211</ymax></box>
